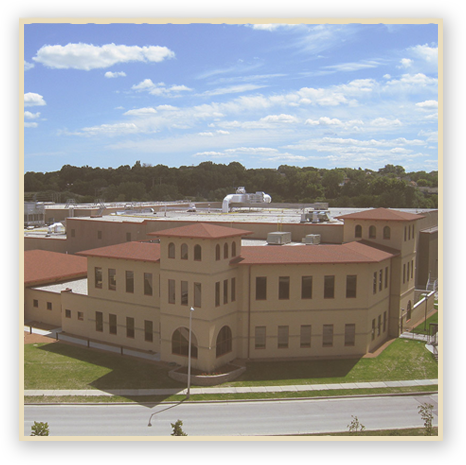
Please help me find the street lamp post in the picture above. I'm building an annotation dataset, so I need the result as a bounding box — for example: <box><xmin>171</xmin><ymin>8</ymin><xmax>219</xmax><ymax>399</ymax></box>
<box><xmin>186</xmin><ymin>306</ymin><xmax>195</xmax><ymax>399</ymax></box>
<box><xmin>424</xmin><ymin>292</ymin><xmax>428</xmax><ymax>332</ymax></box>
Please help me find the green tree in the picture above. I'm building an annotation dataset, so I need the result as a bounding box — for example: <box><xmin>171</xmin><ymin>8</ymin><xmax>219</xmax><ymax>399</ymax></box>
<box><xmin>347</xmin><ymin>415</ymin><xmax>365</xmax><ymax>435</ymax></box>
<box><xmin>418</xmin><ymin>403</ymin><xmax>434</xmax><ymax>436</ymax></box>
<box><xmin>171</xmin><ymin>419</ymin><xmax>187</xmax><ymax>436</ymax></box>
<box><xmin>31</xmin><ymin>421</ymin><xmax>49</xmax><ymax>436</ymax></box>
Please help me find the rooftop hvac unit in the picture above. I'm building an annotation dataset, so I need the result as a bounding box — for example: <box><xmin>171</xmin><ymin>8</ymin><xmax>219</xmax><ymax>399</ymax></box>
<box><xmin>267</xmin><ymin>231</ymin><xmax>291</xmax><ymax>245</ymax></box>
<box><xmin>303</xmin><ymin>234</ymin><xmax>321</xmax><ymax>245</ymax></box>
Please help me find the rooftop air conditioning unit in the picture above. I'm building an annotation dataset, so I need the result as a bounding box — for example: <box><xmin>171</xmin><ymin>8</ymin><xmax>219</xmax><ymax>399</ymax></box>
<box><xmin>267</xmin><ymin>231</ymin><xmax>291</xmax><ymax>245</ymax></box>
<box><xmin>303</xmin><ymin>234</ymin><xmax>321</xmax><ymax>245</ymax></box>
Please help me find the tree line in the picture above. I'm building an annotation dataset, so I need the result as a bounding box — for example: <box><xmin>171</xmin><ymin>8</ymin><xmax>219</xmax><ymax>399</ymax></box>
<box><xmin>24</xmin><ymin>161</ymin><xmax>438</xmax><ymax>209</ymax></box>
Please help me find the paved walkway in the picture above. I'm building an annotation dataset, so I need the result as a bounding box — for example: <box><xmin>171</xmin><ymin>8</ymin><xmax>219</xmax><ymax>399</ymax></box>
<box><xmin>24</xmin><ymin>379</ymin><xmax>438</xmax><ymax>398</ymax></box>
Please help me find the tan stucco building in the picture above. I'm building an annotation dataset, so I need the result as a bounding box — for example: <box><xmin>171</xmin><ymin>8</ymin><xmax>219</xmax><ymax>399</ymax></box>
<box><xmin>24</xmin><ymin>208</ymin><xmax>434</xmax><ymax>373</ymax></box>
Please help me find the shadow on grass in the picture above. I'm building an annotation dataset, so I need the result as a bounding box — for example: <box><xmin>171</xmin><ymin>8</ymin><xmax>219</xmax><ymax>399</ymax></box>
<box><xmin>33</xmin><ymin>342</ymin><xmax>185</xmax><ymax>404</ymax></box>
<box><xmin>236</xmin><ymin>358</ymin><xmax>362</xmax><ymax>384</ymax></box>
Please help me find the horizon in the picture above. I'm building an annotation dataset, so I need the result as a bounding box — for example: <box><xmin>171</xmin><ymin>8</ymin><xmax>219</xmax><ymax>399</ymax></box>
<box><xmin>23</xmin><ymin>21</ymin><xmax>439</xmax><ymax>174</ymax></box>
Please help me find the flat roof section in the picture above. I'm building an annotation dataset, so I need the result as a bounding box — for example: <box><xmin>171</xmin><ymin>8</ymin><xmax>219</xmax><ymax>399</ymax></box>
<box><xmin>32</xmin><ymin>278</ymin><xmax>88</xmax><ymax>295</ymax></box>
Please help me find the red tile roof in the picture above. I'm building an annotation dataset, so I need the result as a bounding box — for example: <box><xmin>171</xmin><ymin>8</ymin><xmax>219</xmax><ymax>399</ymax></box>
<box><xmin>336</xmin><ymin>208</ymin><xmax>425</xmax><ymax>222</ymax></box>
<box><xmin>77</xmin><ymin>242</ymin><xmax>161</xmax><ymax>262</ymax></box>
<box><xmin>149</xmin><ymin>223</ymin><xmax>253</xmax><ymax>239</ymax></box>
<box><xmin>24</xmin><ymin>250</ymin><xmax>87</xmax><ymax>286</ymax></box>
<box><xmin>234</xmin><ymin>241</ymin><xmax>397</xmax><ymax>265</ymax></box>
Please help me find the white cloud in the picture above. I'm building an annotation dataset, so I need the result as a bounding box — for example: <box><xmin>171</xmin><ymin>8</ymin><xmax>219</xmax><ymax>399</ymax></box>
<box><xmin>105</xmin><ymin>71</ymin><xmax>127</xmax><ymax>78</ymax></box>
<box><xmin>369</xmin><ymin>118</ymin><xmax>402</xmax><ymax>127</ymax></box>
<box><xmin>399</xmin><ymin>58</ymin><xmax>413</xmax><ymax>68</ymax></box>
<box><xmin>409</xmin><ymin>44</ymin><xmax>438</xmax><ymax>63</ymax></box>
<box><xmin>202</xmin><ymin>84</ymin><xmax>266</xmax><ymax>97</ymax></box>
<box><xmin>249</xmin><ymin>24</ymin><xmax>295</xmax><ymax>31</ymax></box>
<box><xmin>132</xmin><ymin>79</ymin><xmax>192</xmax><ymax>97</ymax></box>
<box><xmin>199</xmin><ymin>132</ymin><xmax>214</xmax><ymax>136</ymax></box>
<box><xmin>24</xmin><ymin>111</ymin><xmax>41</xmax><ymax>119</ymax></box>
<box><xmin>306</xmin><ymin>117</ymin><xmax>342</xmax><ymax>126</ymax></box>
<box><xmin>33</xmin><ymin>43</ymin><xmax>175</xmax><ymax>70</ymax></box>
<box><xmin>24</xmin><ymin>61</ymin><xmax>34</xmax><ymax>71</ymax></box>
<box><xmin>24</xmin><ymin>92</ymin><xmax>46</xmax><ymax>107</ymax></box>
<box><xmin>123</xmin><ymin>107</ymin><xmax>157</xmax><ymax>116</ymax></box>
<box><xmin>156</xmin><ymin>105</ymin><xmax>179</xmax><ymax>111</ymax></box>
<box><xmin>416</xmin><ymin>100</ymin><xmax>438</xmax><ymax>110</ymax></box>
<box><xmin>383</xmin><ymin>74</ymin><xmax>391</xmax><ymax>79</ymax></box>
<box><xmin>24</xmin><ymin>122</ymin><xmax>38</xmax><ymax>128</ymax></box>
<box><xmin>260</xmin><ymin>114</ymin><xmax>298</xmax><ymax>124</ymax></box>
<box><xmin>79</xmin><ymin>122</ymin><xmax>140</xmax><ymax>136</ymax></box>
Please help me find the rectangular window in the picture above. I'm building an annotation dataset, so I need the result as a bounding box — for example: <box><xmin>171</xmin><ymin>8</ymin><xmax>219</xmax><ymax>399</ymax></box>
<box><xmin>411</xmin><ymin>260</ymin><xmax>414</xmax><ymax>279</ymax></box>
<box><xmin>78</xmin><ymin>311</ymin><xmax>84</xmax><ymax>321</ymax></box>
<box><xmin>126</xmin><ymin>271</ymin><xmax>134</xmax><ymax>293</ymax></box>
<box><xmin>373</xmin><ymin>272</ymin><xmax>377</xmax><ymax>294</ymax></box>
<box><xmin>255</xmin><ymin>326</ymin><xmax>266</xmax><ymax>349</ymax></box>
<box><xmin>215</xmin><ymin>281</ymin><xmax>220</xmax><ymax>307</ymax></box>
<box><xmin>256</xmin><ymin>277</ymin><xmax>267</xmax><ymax>300</ymax></box>
<box><xmin>379</xmin><ymin>270</ymin><xmax>383</xmax><ymax>291</ymax></box>
<box><xmin>300</xmin><ymin>325</ymin><xmax>311</xmax><ymax>348</ymax></box>
<box><xmin>231</xmin><ymin>277</ymin><xmax>236</xmax><ymax>302</ymax></box>
<box><xmin>65</xmin><ymin>309</ymin><xmax>71</xmax><ymax>319</ymax></box>
<box><xmin>371</xmin><ymin>319</ymin><xmax>376</xmax><ymax>340</ymax></box>
<box><xmin>168</xmin><ymin>279</ymin><xmax>175</xmax><ymax>304</ymax></box>
<box><xmin>96</xmin><ymin>311</ymin><xmax>103</xmax><ymax>332</ymax></box>
<box><xmin>346</xmin><ymin>275</ymin><xmax>357</xmax><ymax>298</ymax></box>
<box><xmin>144</xmin><ymin>320</ymin><xmax>153</xmax><ymax>342</ymax></box>
<box><xmin>323</xmin><ymin>324</ymin><xmax>333</xmax><ymax>347</ymax></box>
<box><xmin>95</xmin><ymin>267</ymin><xmax>103</xmax><ymax>289</ymax></box>
<box><xmin>378</xmin><ymin>315</ymin><xmax>382</xmax><ymax>336</ymax></box>
<box><xmin>403</xmin><ymin>264</ymin><xmax>406</xmax><ymax>284</ymax></box>
<box><xmin>33</xmin><ymin>299</ymin><xmax>38</xmax><ymax>308</ymax></box>
<box><xmin>108</xmin><ymin>269</ymin><xmax>116</xmax><ymax>291</ymax></box>
<box><xmin>144</xmin><ymin>273</ymin><xmax>153</xmax><ymax>296</ymax></box>
<box><xmin>404</xmin><ymin>226</ymin><xmax>407</xmax><ymax>241</ymax></box>
<box><xmin>385</xmin><ymin>267</ymin><xmax>389</xmax><ymax>289</ymax></box>
<box><xmin>46</xmin><ymin>302</ymin><xmax>52</xmax><ymax>310</ymax></box>
<box><xmin>126</xmin><ymin>232</ymin><xmax>131</xmax><ymax>242</ymax></box>
<box><xmin>181</xmin><ymin>281</ymin><xmax>188</xmax><ymax>306</ymax></box>
<box><xmin>324</xmin><ymin>276</ymin><xmax>335</xmax><ymax>299</ymax></box>
<box><xmin>98</xmin><ymin>230</ymin><xmax>102</xmax><ymax>240</ymax></box>
<box><xmin>277</xmin><ymin>326</ymin><xmax>289</xmax><ymax>349</ymax></box>
<box><xmin>279</xmin><ymin>277</ymin><xmax>290</xmax><ymax>300</ymax></box>
<box><xmin>109</xmin><ymin>314</ymin><xmax>117</xmax><ymax>335</ymax></box>
<box><xmin>223</xmin><ymin>279</ymin><xmax>228</xmax><ymax>304</ymax></box>
<box><xmin>407</xmin><ymin>262</ymin><xmax>410</xmax><ymax>282</ymax></box>
<box><xmin>301</xmin><ymin>276</ymin><xmax>313</xmax><ymax>299</ymax></box>
<box><xmin>383</xmin><ymin>311</ymin><xmax>387</xmax><ymax>332</ymax></box>
<box><xmin>344</xmin><ymin>324</ymin><xmax>356</xmax><ymax>346</ymax></box>
<box><xmin>194</xmin><ymin>282</ymin><xmax>202</xmax><ymax>308</ymax></box>
<box><xmin>126</xmin><ymin>317</ymin><xmax>135</xmax><ymax>338</ymax></box>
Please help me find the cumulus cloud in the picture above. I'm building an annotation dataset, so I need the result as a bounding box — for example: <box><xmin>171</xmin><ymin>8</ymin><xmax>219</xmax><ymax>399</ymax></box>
<box><xmin>33</xmin><ymin>43</ymin><xmax>175</xmax><ymax>70</ymax></box>
<box><xmin>409</xmin><ymin>44</ymin><xmax>438</xmax><ymax>63</ymax></box>
<box><xmin>24</xmin><ymin>111</ymin><xmax>41</xmax><ymax>119</ymax></box>
<box><xmin>24</xmin><ymin>122</ymin><xmax>38</xmax><ymax>128</ymax></box>
<box><xmin>123</xmin><ymin>107</ymin><xmax>157</xmax><ymax>116</ymax></box>
<box><xmin>369</xmin><ymin>118</ymin><xmax>402</xmax><ymax>127</ymax></box>
<box><xmin>24</xmin><ymin>92</ymin><xmax>46</xmax><ymax>107</ymax></box>
<box><xmin>105</xmin><ymin>71</ymin><xmax>127</xmax><ymax>78</ymax></box>
<box><xmin>24</xmin><ymin>61</ymin><xmax>34</xmax><ymax>71</ymax></box>
<box><xmin>201</xmin><ymin>84</ymin><xmax>266</xmax><ymax>97</ymax></box>
<box><xmin>132</xmin><ymin>79</ymin><xmax>192</xmax><ymax>97</ymax></box>
<box><xmin>399</xmin><ymin>58</ymin><xmax>413</xmax><ymax>68</ymax></box>
<box><xmin>416</xmin><ymin>100</ymin><xmax>438</xmax><ymax>110</ymax></box>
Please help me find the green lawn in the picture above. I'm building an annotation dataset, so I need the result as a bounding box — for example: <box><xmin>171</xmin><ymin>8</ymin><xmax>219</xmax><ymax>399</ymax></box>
<box><xmin>24</xmin><ymin>338</ymin><xmax>438</xmax><ymax>393</ymax></box>
<box><xmin>411</xmin><ymin>312</ymin><xmax>438</xmax><ymax>335</ymax></box>
<box><xmin>24</xmin><ymin>342</ymin><xmax>183</xmax><ymax>391</ymax></box>
<box><xmin>227</xmin><ymin>338</ymin><xmax>438</xmax><ymax>387</ymax></box>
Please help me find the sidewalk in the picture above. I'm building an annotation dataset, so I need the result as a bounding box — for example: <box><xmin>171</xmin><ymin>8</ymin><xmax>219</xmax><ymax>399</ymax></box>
<box><xmin>24</xmin><ymin>379</ymin><xmax>438</xmax><ymax>398</ymax></box>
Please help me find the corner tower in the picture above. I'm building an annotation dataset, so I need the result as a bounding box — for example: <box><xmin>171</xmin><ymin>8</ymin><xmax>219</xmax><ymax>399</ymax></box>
<box><xmin>337</xmin><ymin>208</ymin><xmax>425</xmax><ymax>337</ymax></box>
<box><xmin>150</xmin><ymin>223</ymin><xmax>253</xmax><ymax>372</ymax></box>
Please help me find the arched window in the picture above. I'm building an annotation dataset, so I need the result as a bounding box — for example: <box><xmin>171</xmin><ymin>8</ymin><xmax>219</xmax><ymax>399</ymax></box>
<box><xmin>215</xmin><ymin>244</ymin><xmax>220</xmax><ymax>261</ymax></box>
<box><xmin>168</xmin><ymin>242</ymin><xmax>175</xmax><ymax>259</ymax></box>
<box><xmin>181</xmin><ymin>243</ymin><xmax>188</xmax><ymax>260</ymax></box>
<box><xmin>172</xmin><ymin>327</ymin><xmax>198</xmax><ymax>359</ymax></box>
<box><xmin>194</xmin><ymin>244</ymin><xmax>202</xmax><ymax>261</ymax></box>
<box><xmin>231</xmin><ymin>241</ymin><xmax>237</xmax><ymax>257</ymax></box>
<box><xmin>383</xmin><ymin>226</ymin><xmax>391</xmax><ymax>240</ymax></box>
<box><xmin>407</xmin><ymin>300</ymin><xmax>412</xmax><ymax>321</ymax></box>
<box><xmin>224</xmin><ymin>243</ymin><xmax>229</xmax><ymax>259</ymax></box>
<box><xmin>355</xmin><ymin>225</ymin><xmax>362</xmax><ymax>238</ymax></box>
<box><xmin>369</xmin><ymin>225</ymin><xmax>376</xmax><ymax>239</ymax></box>
<box><xmin>216</xmin><ymin>325</ymin><xmax>232</xmax><ymax>358</ymax></box>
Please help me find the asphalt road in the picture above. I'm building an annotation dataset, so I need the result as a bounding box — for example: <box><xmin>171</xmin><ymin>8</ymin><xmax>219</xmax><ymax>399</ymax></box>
<box><xmin>23</xmin><ymin>394</ymin><xmax>438</xmax><ymax>438</ymax></box>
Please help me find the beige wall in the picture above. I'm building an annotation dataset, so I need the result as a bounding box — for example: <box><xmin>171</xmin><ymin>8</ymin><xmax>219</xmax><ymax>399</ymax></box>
<box><xmin>236</xmin><ymin>260</ymin><xmax>392</xmax><ymax>361</ymax></box>
<box><xmin>24</xmin><ymin>289</ymin><xmax>62</xmax><ymax>327</ymax></box>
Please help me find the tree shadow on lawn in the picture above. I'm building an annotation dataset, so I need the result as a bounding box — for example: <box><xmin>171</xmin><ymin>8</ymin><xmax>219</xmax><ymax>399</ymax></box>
<box><xmin>34</xmin><ymin>342</ymin><xmax>185</xmax><ymax>400</ymax></box>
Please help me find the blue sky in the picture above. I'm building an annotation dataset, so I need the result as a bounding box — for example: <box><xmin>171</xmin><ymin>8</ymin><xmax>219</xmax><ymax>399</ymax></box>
<box><xmin>23</xmin><ymin>21</ymin><xmax>439</xmax><ymax>173</ymax></box>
